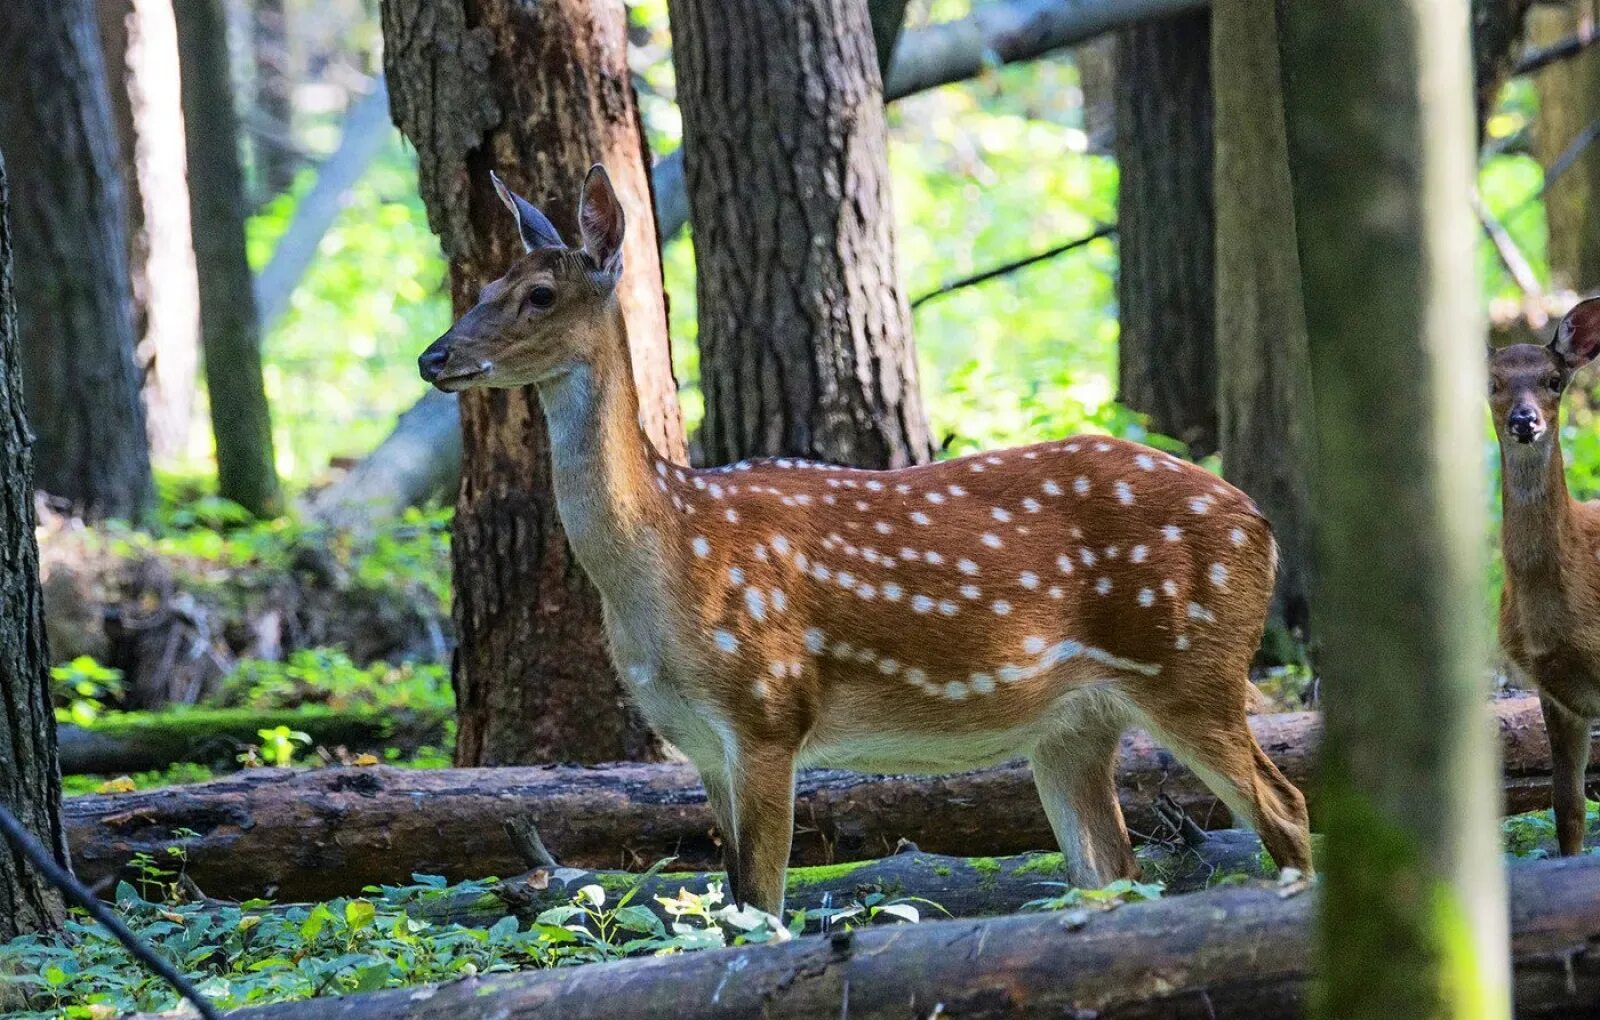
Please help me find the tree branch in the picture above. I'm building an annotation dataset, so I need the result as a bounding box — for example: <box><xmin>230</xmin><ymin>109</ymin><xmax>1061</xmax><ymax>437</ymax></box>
<box><xmin>910</xmin><ymin>225</ymin><xmax>1116</xmax><ymax>309</ymax></box>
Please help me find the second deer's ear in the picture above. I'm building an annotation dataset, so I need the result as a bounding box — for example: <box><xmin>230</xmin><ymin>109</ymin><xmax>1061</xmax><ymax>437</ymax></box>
<box><xmin>1552</xmin><ymin>296</ymin><xmax>1600</xmax><ymax>370</ymax></box>
<box><xmin>578</xmin><ymin>164</ymin><xmax>625</xmax><ymax>279</ymax></box>
<box><xmin>491</xmin><ymin>171</ymin><xmax>565</xmax><ymax>252</ymax></box>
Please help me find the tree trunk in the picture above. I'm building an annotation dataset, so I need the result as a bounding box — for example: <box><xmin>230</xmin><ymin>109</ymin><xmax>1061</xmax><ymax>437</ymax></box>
<box><xmin>672</xmin><ymin>0</ymin><xmax>933</xmax><ymax>469</ymax></box>
<box><xmin>98</xmin><ymin>0</ymin><xmax>203</xmax><ymax>464</ymax></box>
<box><xmin>126</xmin><ymin>856</ymin><xmax>1600</xmax><ymax>1020</ymax></box>
<box><xmin>61</xmin><ymin>696</ymin><xmax>1575</xmax><ymax>902</ymax></box>
<box><xmin>1530</xmin><ymin>2</ymin><xmax>1600</xmax><ymax>291</ymax></box>
<box><xmin>379</xmin><ymin>0</ymin><xmax>683</xmax><ymax>765</ymax></box>
<box><xmin>867</xmin><ymin>0</ymin><xmax>910</xmax><ymax>77</ymax></box>
<box><xmin>252</xmin><ymin>0</ymin><xmax>298</xmax><ymax>201</ymax></box>
<box><xmin>175</xmin><ymin>0</ymin><xmax>283</xmax><ymax>518</ymax></box>
<box><xmin>1211</xmin><ymin>0</ymin><xmax>1314</xmax><ymax>658</ymax></box>
<box><xmin>1114</xmin><ymin>11</ymin><xmax>1217</xmax><ymax>457</ymax></box>
<box><xmin>1473</xmin><ymin>0</ymin><xmax>1535</xmax><ymax>140</ymax></box>
<box><xmin>0</xmin><ymin>0</ymin><xmax>153</xmax><ymax>521</ymax></box>
<box><xmin>0</xmin><ymin>152</ymin><xmax>67</xmax><ymax>941</ymax></box>
<box><xmin>1282</xmin><ymin>4</ymin><xmax>1510</xmax><ymax>1016</ymax></box>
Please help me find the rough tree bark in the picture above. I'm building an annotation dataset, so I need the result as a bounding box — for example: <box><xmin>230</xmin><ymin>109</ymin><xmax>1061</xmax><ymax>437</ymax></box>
<box><xmin>1530</xmin><ymin>2</ymin><xmax>1600</xmax><ymax>291</ymax></box>
<box><xmin>98</xmin><ymin>0</ymin><xmax>203</xmax><ymax>463</ymax></box>
<box><xmin>671</xmin><ymin>0</ymin><xmax>933</xmax><ymax>468</ymax></box>
<box><xmin>1282</xmin><ymin>3</ymin><xmax>1510</xmax><ymax>1016</ymax></box>
<box><xmin>0</xmin><ymin>152</ymin><xmax>67</xmax><ymax>941</ymax></box>
<box><xmin>61</xmin><ymin>696</ymin><xmax>1575</xmax><ymax>901</ymax></box>
<box><xmin>1115</xmin><ymin>11</ymin><xmax>1216</xmax><ymax>457</ymax></box>
<box><xmin>175</xmin><ymin>0</ymin><xmax>283</xmax><ymax>518</ymax></box>
<box><xmin>380</xmin><ymin>0</ymin><xmax>684</xmax><ymax>765</ymax></box>
<box><xmin>1211</xmin><ymin>0</ymin><xmax>1314</xmax><ymax>656</ymax></box>
<box><xmin>0</xmin><ymin>0</ymin><xmax>153</xmax><ymax>521</ymax></box>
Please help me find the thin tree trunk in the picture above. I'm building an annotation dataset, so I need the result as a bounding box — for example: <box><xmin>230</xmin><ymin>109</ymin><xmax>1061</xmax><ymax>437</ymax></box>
<box><xmin>380</xmin><ymin>0</ymin><xmax>683</xmax><ymax>765</ymax></box>
<box><xmin>98</xmin><ymin>0</ymin><xmax>202</xmax><ymax>464</ymax></box>
<box><xmin>175</xmin><ymin>0</ymin><xmax>282</xmax><ymax>519</ymax></box>
<box><xmin>1282</xmin><ymin>3</ymin><xmax>1510</xmax><ymax>1015</ymax></box>
<box><xmin>1531</xmin><ymin>2</ymin><xmax>1600</xmax><ymax>291</ymax></box>
<box><xmin>0</xmin><ymin>0</ymin><xmax>153</xmax><ymax>522</ymax></box>
<box><xmin>1114</xmin><ymin>11</ymin><xmax>1217</xmax><ymax>457</ymax></box>
<box><xmin>672</xmin><ymin>0</ymin><xmax>933</xmax><ymax>469</ymax></box>
<box><xmin>253</xmin><ymin>0</ymin><xmax>297</xmax><ymax>200</ymax></box>
<box><xmin>0</xmin><ymin>152</ymin><xmax>67</xmax><ymax>941</ymax></box>
<box><xmin>868</xmin><ymin>0</ymin><xmax>910</xmax><ymax>76</ymax></box>
<box><xmin>1212</xmin><ymin>0</ymin><xmax>1314</xmax><ymax>657</ymax></box>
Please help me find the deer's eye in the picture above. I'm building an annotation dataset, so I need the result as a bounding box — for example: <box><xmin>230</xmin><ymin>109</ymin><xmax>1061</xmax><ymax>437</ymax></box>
<box><xmin>1548</xmin><ymin>373</ymin><xmax>1564</xmax><ymax>392</ymax></box>
<box><xmin>527</xmin><ymin>285</ymin><xmax>556</xmax><ymax>310</ymax></box>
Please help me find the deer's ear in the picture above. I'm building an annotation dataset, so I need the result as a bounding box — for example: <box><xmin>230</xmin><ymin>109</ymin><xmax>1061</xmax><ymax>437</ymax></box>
<box><xmin>578</xmin><ymin>164</ymin><xmax>625</xmax><ymax>280</ymax></box>
<box><xmin>1552</xmin><ymin>297</ymin><xmax>1600</xmax><ymax>370</ymax></box>
<box><xmin>491</xmin><ymin>171</ymin><xmax>565</xmax><ymax>252</ymax></box>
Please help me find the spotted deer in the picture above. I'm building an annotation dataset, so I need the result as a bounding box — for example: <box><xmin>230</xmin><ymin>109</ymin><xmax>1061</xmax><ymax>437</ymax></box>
<box><xmin>418</xmin><ymin>165</ymin><xmax>1314</xmax><ymax>913</ymax></box>
<box><xmin>1491</xmin><ymin>297</ymin><xmax>1600</xmax><ymax>857</ymax></box>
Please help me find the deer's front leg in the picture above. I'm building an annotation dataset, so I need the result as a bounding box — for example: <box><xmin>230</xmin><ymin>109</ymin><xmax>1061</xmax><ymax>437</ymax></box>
<box><xmin>1541</xmin><ymin>691</ymin><xmax>1592</xmax><ymax>856</ymax></box>
<box><xmin>700</xmin><ymin>766</ymin><xmax>743</xmax><ymax>907</ymax></box>
<box><xmin>728</xmin><ymin>743</ymin><xmax>797</xmax><ymax>916</ymax></box>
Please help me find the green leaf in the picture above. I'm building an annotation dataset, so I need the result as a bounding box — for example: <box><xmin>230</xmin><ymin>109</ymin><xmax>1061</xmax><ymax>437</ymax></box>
<box><xmin>344</xmin><ymin>899</ymin><xmax>376</xmax><ymax>931</ymax></box>
<box><xmin>299</xmin><ymin>903</ymin><xmax>335</xmax><ymax>943</ymax></box>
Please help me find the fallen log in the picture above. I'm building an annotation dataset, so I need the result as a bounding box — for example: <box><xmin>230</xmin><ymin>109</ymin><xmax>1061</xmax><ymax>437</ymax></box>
<box><xmin>406</xmin><ymin>829</ymin><xmax>1271</xmax><ymax>929</ymax></box>
<box><xmin>57</xmin><ymin>706</ymin><xmax>449</xmax><ymax>776</ymax></box>
<box><xmin>66</xmin><ymin>696</ymin><xmax>1576</xmax><ymax>901</ymax></box>
<box><xmin>132</xmin><ymin>854</ymin><xmax>1600</xmax><ymax>1019</ymax></box>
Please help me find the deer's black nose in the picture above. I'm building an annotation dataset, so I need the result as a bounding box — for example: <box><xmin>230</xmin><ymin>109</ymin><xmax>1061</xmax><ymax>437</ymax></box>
<box><xmin>1509</xmin><ymin>406</ymin><xmax>1541</xmax><ymax>442</ymax></box>
<box><xmin>418</xmin><ymin>344</ymin><xmax>449</xmax><ymax>382</ymax></box>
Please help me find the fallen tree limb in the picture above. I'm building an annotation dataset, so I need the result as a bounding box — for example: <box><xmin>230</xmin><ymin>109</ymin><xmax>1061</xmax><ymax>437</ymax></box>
<box><xmin>407</xmin><ymin>829</ymin><xmax>1270</xmax><ymax>929</ymax></box>
<box><xmin>132</xmin><ymin>854</ymin><xmax>1600</xmax><ymax>1019</ymax></box>
<box><xmin>57</xmin><ymin>706</ymin><xmax>449</xmax><ymax>776</ymax></box>
<box><xmin>302</xmin><ymin>388</ymin><xmax>460</xmax><ymax>529</ymax></box>
<box><xmin>65</xmin><ymin>696</ymin><xmax>1575</xmax><ymax>901</ymax></box>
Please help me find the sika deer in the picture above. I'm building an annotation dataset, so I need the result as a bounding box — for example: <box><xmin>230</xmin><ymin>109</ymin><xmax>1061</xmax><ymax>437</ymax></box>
<box><xmin>418</xmin><ymin>165</ymin><xmax>1314</xmax><ymax>913</ymax></box>
<box><xmin>1492</xmin><ymin>297</ymin><xmax>1600</xmax><ymax>856</ymax></box>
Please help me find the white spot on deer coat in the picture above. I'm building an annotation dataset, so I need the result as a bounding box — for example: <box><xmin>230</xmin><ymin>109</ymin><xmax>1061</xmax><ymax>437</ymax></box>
<box><xmin>1019</xmin><ymin>571</ymin><xmax>1040</xmax><ymax>589</ymax></box>
<box><xmin>910</xmin><ymin>511</ymin><xmax>932</xmax><ymax>526</ymax></box>
<box><xmin>1073</xmin><ymin>477</ymin><xmax>1090</xmax><ymax>496</ymax></box>
<box><xmin>960</xmin><ymin>584</ymin><xmax>982</xmax><ymax>600</ymax></box>
<box><xmin>692</xmin><ymin>536</ymin><xmax>711</xmax><ymax>558</ymax></box>
<box><xmin>993</xmin><ymin>600</ymin><xmax>1013</xmax><ymax>616</ymax></box>
<box><xmin>713</xmin><ymin>630</ymin><xmax>738</xmax><ymax>653</ymax></box>
<box><xmin>882</xmin><ymin>582</ymin><xmax>904</xmax><ymax>601</ymax></box>
<box><xmin>1131</xmin><ymin>545</ymin><xmax>1148</xmax><ymax>564</ymax></box>
<box><xmin>991</xmin><ymin>507</ymin><xmax>1012</xmax><ymax>522</ymax></box>
<box><xmin>1115</xmin><ymin>481</ymin><xmax>1135</xmax><ymax>505</ymax></box>
<box><xmin>1210</xmin><ymin>563</ymin><xmax>1229</xmax><ymax>589</ymax></box>
<box><xmin>1138</xmin><ymin>588</ymin><xmax>1155</xmax><ymax>607</ymax></box>
<box><xmin>804</xmin><ymin>628</ymin><xmax>825</xmax><ymax>653</ymax></box>
<box><xmin>1163</xmin><ymin>525</ymin><xmax>1182</xmax><ymax>543</ymax></box>
<box><xmin>1042</xmin><ymin>480</ymin><xmax>1062</xmax><ymax>496</ymax></box>
<box><xmin>744</xmin><ymin>588</ymin><xmax>767</xmax><ymax>622</ymax></box>
<box><xmin>912</xmin><ymin>595</ymin><xmax>935</xmax><ymax>614</ymax></box>
<box><xmin>1095</xmin><ymin>577</ymin><xmax>1112</xmax><ymax>595</ymax></box>
<box><xmin>981</xmin><ymin>533</ymin><xmax>1003</xmax><ymax>549</ymax></box>
<box><xmin>958</xmin><ymin>558</ymin><xmax>980</xmax><ymax>575</ymax></box>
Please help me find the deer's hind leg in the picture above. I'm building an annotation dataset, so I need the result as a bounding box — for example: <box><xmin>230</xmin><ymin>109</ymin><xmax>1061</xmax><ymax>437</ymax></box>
<box><xmin>1129</xmin><ymin>679</ymin><xmax>1313</xmax><ymax>877</ymax></box>
<box><xmin>1029</xmin><ymin>705</ymin><xmax>1139</xmax><ymax>889</ymax></box>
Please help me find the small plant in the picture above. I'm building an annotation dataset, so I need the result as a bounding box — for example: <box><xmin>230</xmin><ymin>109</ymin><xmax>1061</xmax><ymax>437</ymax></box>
<box><xmin>252</xmin><ymin>726</ymin><xmax>313</xmax><ymax>767</ymax></box>
<box><xmin>50</xmin><ymin>656</ymin><xmax>125</xmax><ymax>726</ymax></box>
<box><xmin>1022</xmin><ymin>877</ymin><xmax>1166</xmax><ymax>913</ymax></box>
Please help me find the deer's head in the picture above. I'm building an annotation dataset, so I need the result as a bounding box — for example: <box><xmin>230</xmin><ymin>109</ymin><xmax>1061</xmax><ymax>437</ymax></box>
<box><xmin>1489</xmin><ymin>297</ymin><xmax>1600</xmax><ymax>449</ymax></box>
<box><xmin>418</xmin><ymin>165</ymin><xmax>626</xmax><ymax>391</ymax></box>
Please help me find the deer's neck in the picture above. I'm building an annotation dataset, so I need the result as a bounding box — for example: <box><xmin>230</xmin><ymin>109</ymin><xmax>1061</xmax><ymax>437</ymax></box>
<box><xmin>1501</xmin><ymin>435</ymin><xmax>1577</xmax><ymax>582</ymax></box>
<box><xmin>536</xmin><ymin>304</ymin><xmax>672</xmax><ymax>605</ymax></box>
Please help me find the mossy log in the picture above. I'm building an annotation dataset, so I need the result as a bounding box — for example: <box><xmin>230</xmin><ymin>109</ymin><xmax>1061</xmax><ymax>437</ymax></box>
<box><xmin>132</xmin><ymin>854</ymin><xmax>1600</xmax><ymax>1019</ymax></box>
<box><xmin>407</xmin><ymin>830</ymin><xmax>1271</xmax><ymax>929</ymax></box>
<box><xmin>66</xmin><ymin>696</ymin><xmax>1576</xmax><ymax>901</ymax></box>
<box><xmin>56</xmin><ymin>706</ymin><xmax>449</xmax><ymax>776</ymax></box>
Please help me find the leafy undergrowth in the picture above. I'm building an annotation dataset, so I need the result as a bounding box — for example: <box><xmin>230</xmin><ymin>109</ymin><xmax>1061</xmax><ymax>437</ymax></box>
<box><xmin>5</xmin><ymin>804</ymin><xmax>1578</xmax><ymax>1017</ymax></box>
<box><xmin>1501</xmin><ymin>800</ymin><xmax>1600</xmax><ymax>859</ymax></box>
<box><xmin>0</xmin><ymin>866</ymin><xmax>938</xmax><ymax>1018</ymax></box>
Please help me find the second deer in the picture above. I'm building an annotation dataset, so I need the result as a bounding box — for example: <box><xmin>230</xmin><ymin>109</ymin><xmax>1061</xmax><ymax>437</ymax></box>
<box><xmin>418</xmin><ymin>165</ymin><xmax>1314</xmax><ymax>913</ymax></box>
<box><xmin>1492</xmin><ymin>297</ymin><xmax>1600</xmax><ymax>856</ymax></box>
